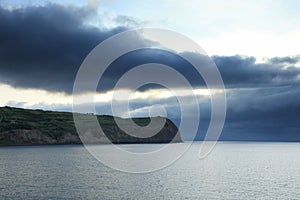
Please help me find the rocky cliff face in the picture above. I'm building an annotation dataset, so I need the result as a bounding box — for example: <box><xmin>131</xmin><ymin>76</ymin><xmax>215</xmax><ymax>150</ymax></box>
<box><xmin>0</xmin><ymin>130</ymin><xmax>80</xmax><ymax>145</ymax></box>
<box><xmin>0</xmin><ymin>107</ymin><xmax>182</xmax><ymax>145</ymax></box>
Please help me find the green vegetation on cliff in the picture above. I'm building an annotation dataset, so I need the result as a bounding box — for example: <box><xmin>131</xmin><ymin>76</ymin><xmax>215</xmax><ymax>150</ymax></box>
<box><xmin>0</xmin><ymin>106</ymin><xmax>182</xmax><ymax>145</ymax></box>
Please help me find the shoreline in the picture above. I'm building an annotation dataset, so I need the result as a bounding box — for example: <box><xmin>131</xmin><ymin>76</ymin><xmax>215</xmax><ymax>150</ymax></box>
<box><xmin>1</xmin><ymin>140</ymin><xmax>300</xmax><ymax>148</ymax></box>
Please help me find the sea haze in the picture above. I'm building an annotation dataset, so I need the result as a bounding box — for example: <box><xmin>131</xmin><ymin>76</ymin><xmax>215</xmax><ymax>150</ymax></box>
<box><xmin>0</xmin><ymin>142</ymin><xmax>299</xmax><ymax>199</ymax></box>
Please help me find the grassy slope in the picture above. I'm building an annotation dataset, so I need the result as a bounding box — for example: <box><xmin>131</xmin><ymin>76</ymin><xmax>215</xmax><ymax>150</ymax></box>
<box><xmin>0</xmin><ymin>106</ymin><xmax>179</xmax><ymax>144</ymax></box>
<box><xmin>0</xmin><ymin>106</ymin><xmax>78</xmax><ymax>139</ymax></box>
<box><xmin>0</xmin><ymin>106</ymin><xmax>151</xmax><ymax>137</ymax></box>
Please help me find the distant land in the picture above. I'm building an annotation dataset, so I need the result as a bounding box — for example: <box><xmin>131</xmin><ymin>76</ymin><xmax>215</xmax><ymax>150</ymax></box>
<box><xmin>0</xmin><ymin>106</ymin><xmax>182</xmax><ymax>145</ymax></box>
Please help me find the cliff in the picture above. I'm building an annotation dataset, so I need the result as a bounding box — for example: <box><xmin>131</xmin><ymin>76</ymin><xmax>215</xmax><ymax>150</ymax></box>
<box><xmin>0</xmin><ymin>106</ymin><xmax>182</xmax><ymax>145</ymax></box>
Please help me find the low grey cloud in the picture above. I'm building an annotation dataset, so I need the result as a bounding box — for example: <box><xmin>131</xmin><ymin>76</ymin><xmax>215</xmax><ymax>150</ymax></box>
<box><xmin>269</xmin><ymin>56</ymin><xmax>300</xmax><ymax>64</ymax></box>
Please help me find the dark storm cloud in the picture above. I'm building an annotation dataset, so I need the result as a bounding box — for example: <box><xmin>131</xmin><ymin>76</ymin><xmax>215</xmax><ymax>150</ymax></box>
<box><xmin>0</xmin><ymin>4</ymin><xmax>127</xmax><ymax>92</ymax></box>
<box><xmin>1</xmin><ymin>4</ymin><xmax>300</xmax><ymax>93</ymax></box>
<box><xmin>98</xmin><ymin>49</ymin><xmax>203</xmax><ymax>92</ymax></box>
<box><xmin>99</xmin><ymin>51</ymin><xmax>300</xmax><ymax>92</ymax></box>
<box><xmin>212</xmin><ymin>55</ymin><xmax>300</xmax><ymax>88</ymax></box>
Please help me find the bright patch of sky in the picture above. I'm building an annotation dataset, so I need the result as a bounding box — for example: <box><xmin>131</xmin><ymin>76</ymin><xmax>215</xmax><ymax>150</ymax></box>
<box><xmin>0</xmin><ymin>83</ymin><xmax>214</xmax><ymax>109</ymax></box>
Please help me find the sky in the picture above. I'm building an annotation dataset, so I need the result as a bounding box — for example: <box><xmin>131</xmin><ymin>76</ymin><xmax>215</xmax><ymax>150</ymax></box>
<box><xmin>0</xmin><ymin>0</ymin><xmax>299</xmax><ymax>141</ymax></box>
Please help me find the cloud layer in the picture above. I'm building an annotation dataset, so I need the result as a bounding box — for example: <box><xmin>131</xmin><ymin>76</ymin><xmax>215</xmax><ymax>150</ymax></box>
<box><xmin>1</xmin><ymin>4</ymin><xmax>300</xmax><ymax>141</ymax></box>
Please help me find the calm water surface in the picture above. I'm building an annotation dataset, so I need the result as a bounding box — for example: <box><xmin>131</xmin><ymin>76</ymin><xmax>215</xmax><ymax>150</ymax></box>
<box><xmin>0</xmin><ymin>142</ymin><xmax>300</xmax><ymax>199</ymax></box>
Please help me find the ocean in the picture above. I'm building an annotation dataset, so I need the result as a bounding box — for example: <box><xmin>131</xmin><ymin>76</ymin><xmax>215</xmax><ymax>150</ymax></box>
<box><xmin>0</xmin><ymin>142</ymin><xmax>299</xmax><ymax>199</ymax></box>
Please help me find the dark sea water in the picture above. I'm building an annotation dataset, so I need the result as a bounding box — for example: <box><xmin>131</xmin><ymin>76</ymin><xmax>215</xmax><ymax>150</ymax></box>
<box><xmin>0</xmin><ymin>142</ymin><xmax>300</xmax><ymax>199</ymax></box>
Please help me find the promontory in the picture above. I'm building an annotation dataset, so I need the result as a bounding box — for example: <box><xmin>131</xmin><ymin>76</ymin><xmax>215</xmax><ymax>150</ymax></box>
<box><xmin>0</xmin><ymin>106</ymin><xmax>182</xmax><ymax>145</ymax></box>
